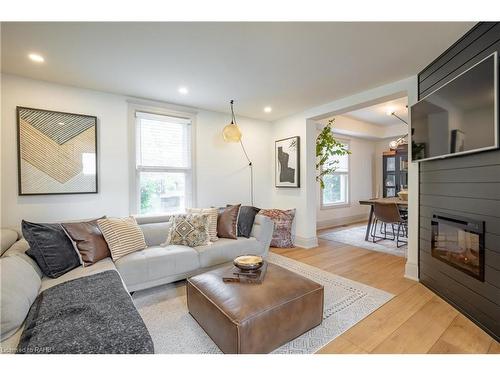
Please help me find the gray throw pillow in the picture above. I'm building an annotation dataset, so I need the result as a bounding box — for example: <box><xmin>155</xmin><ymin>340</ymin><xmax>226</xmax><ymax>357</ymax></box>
<box><xmin>237</xmin><ymin>206</ymin><xmax>260</xmax><ymax>238</ymax></box>
<box><xmin>22</xmin><ymin>220</ymin><xmax>81</xmax><ymax>278</ymax></box>
<box><xmin>0</xmin><ymin>255</ymin><xmax>41</xmax><ymax>341</ymax></box>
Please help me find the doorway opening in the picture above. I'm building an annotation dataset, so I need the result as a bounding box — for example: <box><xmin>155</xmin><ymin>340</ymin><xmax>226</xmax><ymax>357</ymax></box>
<box><xmin>315</xmin><ymin>96</ymin><xmax>409</xmax><ymax>258</ymax></box>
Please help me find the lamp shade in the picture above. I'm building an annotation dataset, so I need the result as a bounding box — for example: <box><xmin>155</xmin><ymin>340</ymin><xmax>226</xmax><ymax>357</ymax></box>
<box><xmin>223</xmin><ymin>122</ymin><xmax>242</xmax><ymax>142</ymax></box>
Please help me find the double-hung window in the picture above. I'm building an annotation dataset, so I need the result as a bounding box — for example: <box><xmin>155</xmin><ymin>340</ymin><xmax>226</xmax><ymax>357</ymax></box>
<box><xmin>321</xmin><ymin>140</ymin><xmax>350</xmax><ymax>207</ymax></box>
<box><xmin>135</xmin><ymin>111</ymin><xmax>192</xmax><ymax>215</ymax></box>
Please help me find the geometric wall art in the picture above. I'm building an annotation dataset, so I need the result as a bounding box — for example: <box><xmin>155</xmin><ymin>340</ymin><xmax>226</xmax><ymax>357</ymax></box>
<box><xmin>275</xmin><ymin>136</ymin><xmax>300</xmax><ymax>188</ymax></box>
<box><xmin>17</xmin><ymin>106</ymin><xmax>98</xmax><ymax>195</ymax></box>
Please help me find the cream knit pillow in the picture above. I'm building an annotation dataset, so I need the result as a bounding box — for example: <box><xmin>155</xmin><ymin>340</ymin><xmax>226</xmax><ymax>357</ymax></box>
<box><xmin>187</xmin><ymin>208</ymin><xmax>218</xmax><ymax>242</ymax></box>
<box><xmin>97</xmin><ymin>217</ymin><xmax>147</xmax><ymax>261</ymax></box>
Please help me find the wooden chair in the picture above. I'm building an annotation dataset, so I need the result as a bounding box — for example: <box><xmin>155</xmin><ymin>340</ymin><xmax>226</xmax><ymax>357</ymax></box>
<box><xmin>370</xmin><ymin>202</ymin><xmax>407</xmax><ymax>247</ymax></box>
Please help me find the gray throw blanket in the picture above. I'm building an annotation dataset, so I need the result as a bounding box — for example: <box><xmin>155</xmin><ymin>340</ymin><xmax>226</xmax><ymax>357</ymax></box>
<box><xmin>18</xmin><ymin>270</ymin><xmax>154</xmax><ymax>354</ymax></box>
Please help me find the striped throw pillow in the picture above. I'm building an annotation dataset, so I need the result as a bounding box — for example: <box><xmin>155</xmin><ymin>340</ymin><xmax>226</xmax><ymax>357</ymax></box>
<box><xmin>97</xmin><ymin>217</ymin><xmax>147</xmax><ymax>261</ymax></box>
<box><xmin>187</xmin><ymin>208</ymin><xmax>218</xmax><ymax>242</ymax></box>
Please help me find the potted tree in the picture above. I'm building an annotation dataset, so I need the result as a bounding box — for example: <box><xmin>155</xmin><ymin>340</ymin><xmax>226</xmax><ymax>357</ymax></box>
<box><xmin>316</xmin><ymin>118</ymin><xmax>350</xmax><ymax>189</ymax></box>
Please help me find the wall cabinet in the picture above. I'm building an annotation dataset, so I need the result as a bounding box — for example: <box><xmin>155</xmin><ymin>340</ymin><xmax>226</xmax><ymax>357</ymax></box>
<box><xmin>382</xmin><ymin>146</ymin><xmax>408</xmax><ymax>198</ymax></box>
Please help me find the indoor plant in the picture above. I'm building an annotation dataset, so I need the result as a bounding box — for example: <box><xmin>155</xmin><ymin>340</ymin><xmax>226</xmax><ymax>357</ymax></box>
<box><xmin>316</xmin><ymin>118</ymin><xmax>351</xmax><ymax>189</ymax></box>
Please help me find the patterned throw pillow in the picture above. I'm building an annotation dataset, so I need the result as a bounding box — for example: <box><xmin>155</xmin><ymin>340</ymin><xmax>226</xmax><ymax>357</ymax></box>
<box><xmin>258</xmin><ymin>209</ymin><xmax>296</xmax><ymax>248</ymax></box>
<box><xmin>164</xmin><ymin>214</ymin><xmax>210</xmax><ymax>247</ymax></box>
<box><xmin>186</xmin><ymin>208</ymin><xmax>218</xmax><ymax>242</ymax></box>
<box><xmin>97</xmin><ymin>217</ymin><xmax>147</xmax><ymax>261</ymax></box>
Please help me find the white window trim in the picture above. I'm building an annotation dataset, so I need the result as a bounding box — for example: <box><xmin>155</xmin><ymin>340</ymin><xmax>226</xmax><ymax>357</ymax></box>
<box><xmin>320</xmin><ymin>138</ymin><xmax>351</xmax><ymax>210</ymax></box>
<box><xmin>128</xmin><ymin>100</ymin><xmax>197</xmax><ymax>215</ymax></box>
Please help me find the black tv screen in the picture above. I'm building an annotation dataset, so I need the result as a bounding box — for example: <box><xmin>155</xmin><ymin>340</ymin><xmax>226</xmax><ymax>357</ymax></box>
<box><xmin>411</xmin><ymin>52</ymin><xmax>498</xmax><ymax>162</ymax></box>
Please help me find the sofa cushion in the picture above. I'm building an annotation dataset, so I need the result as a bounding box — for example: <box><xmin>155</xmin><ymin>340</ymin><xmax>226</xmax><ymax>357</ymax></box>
<box><xmin>40</xmin><ymin>257</ymin><xmax>117</xmax><ymax>292</ymax></box>
<box><xmin>1</xmin><ymin>255</ymin><xmax>41</xmax><ymax>341</ymax></box>
<box><xmin>217</xmin><ymin>204</ymin><xmax>241</xmax><ymax>239</ymax></box>
<box><xmin>195</xmin><ymin>237</ymin><xmax>263</xmax><ymax>268</ymax></box>
<box><xmin>259</xmin><ymin>209</ymin><xmax>295</xmax><ymax>248</ymax></box>
<box><xmin>187</xmin><ymin>208</ymin><xmax>218</xmax><ymax>242</ymax></box>
<box><xmin>165</xmin><ymin>214</ymin><xmax>210</xmax><ymax>247</ymax></box>
<box><xmin>97</xmin><ymin>217</ymin><xmax>147</xmax><ymax>261</ymax></box>
<box><xmin>61</xmin><ymin>219</ymin><xmax>110</xmax><ymax>266</ymax></box>
<box><xmin>114</xmin><ymin>245</ymin><xmax>200</xmax><ymax>289</ymax></box>
<box><xmin>140</xmin><ymin>221</ymin><xmax>172</xmax><ymax>247</ymax></box>
<box><xmin>1</xmin><ymin>229</ymin><xmax>19</xmax><ymax>256</ymax></box>
<box><xmin>237</xmin><ymin>206</ymin><xmax>260</xmax><ymax>238</ymax></box>
<box><xmin>2</xmin><ymin>238</ymin><xmax>43</xmax><ymax>279</ymax></box>
<box><xmin>22</xmin><ymin>220</ymin><xmax>81</xmax><ymax>278</ymax></box>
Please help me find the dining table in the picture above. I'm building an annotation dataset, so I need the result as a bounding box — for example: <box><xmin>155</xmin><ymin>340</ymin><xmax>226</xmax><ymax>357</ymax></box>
<box><xmin>359</xmin><ymin>197</ymin><xmax>408</xmax><ymax>241</ymax></box>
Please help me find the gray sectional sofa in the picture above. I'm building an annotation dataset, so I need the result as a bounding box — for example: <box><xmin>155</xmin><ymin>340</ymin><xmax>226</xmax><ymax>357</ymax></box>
<box><xmin>0</xmin><ymin>213</ymin><xmax>274</xmax><ymax>352</ymax></box>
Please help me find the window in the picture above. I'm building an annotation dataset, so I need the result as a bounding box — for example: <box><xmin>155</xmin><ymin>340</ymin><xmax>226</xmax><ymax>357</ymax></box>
<box><xmin>135</xmin><ymin>111</ymin><xmax>192</xmax><ymax>215</ymax></box>
<box><xmin>321</xmin><ymin>140</ymin><xmax>350</xmax><ymax>207</ymax></box>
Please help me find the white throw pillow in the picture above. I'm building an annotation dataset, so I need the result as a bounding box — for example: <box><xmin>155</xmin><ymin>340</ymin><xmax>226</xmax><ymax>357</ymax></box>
<box><xmin>0</xmin><ymin>255</ymin><xmax>41</xmax><ymax>341</ymax></box>
<box><xmin>97</xmin><ymin>217</ymin><xmax>147</xmax><ymax>261</ymax></box>
<box><xmin>187</xmin><ymin>208</ymin><xmax>218</xmax><ymax>242</ymax></box>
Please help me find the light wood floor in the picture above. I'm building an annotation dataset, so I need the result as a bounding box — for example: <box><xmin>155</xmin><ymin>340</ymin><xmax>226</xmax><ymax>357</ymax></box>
<box><xmin>271</xmin><ymin>223</ymin><xmax>499</xmax><ymax>354</ymax></box>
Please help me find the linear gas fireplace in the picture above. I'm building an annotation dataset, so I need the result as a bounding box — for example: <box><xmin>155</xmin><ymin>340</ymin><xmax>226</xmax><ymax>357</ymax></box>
<box><xmin>431</xmin><ymin>213</ymin><xmax>485</xmax><ymax>281</ymax></box>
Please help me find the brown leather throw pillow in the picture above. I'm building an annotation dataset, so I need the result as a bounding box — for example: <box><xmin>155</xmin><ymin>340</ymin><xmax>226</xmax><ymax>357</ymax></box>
<box><xmin>62</xmin><ymin>219</ymin><xmax>111</xmax><ymax>266</ymax></box>
<box><xmin>217</xmin><ymin>204</ymin><xmax>241</xmax><ymax>239</ymax></box>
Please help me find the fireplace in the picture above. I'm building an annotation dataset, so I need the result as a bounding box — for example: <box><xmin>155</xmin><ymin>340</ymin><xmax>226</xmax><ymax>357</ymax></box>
<box><xmin>431</xmin><ymin>213</ymin><xmax>485</xmax><ymax>281</ymax></box>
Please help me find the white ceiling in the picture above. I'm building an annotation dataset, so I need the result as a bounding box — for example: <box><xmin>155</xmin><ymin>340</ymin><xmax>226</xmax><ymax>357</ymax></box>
<box><xmin>345</xmin><ymin>96</ymin><xmax>408</xmax><ymax>126</ymax></box>
<box><xmin>1</xmin><ymin>22</ymin><xmax>474</xmax><ymax>121</ymax></box>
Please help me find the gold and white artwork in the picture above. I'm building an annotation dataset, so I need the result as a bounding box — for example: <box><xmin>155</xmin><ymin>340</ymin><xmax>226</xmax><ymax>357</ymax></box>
<box><xmin>17</xmin><ymin>107</ymin><xmax>97</xmax><ymax>195</ymax></box>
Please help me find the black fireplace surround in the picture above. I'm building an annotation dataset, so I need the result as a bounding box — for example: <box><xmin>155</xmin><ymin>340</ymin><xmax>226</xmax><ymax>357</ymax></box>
<box><xmin>418</xmin><ymin>22</ymin><xmax>500</xmax><ymax>341</ymax></box>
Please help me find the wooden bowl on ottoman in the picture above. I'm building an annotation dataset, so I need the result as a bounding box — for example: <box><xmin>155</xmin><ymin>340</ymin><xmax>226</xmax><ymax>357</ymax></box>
<box><xmin>233</xmin><ymin>255</ymin><xmax>263</xmax><ymax>271</ymax></box>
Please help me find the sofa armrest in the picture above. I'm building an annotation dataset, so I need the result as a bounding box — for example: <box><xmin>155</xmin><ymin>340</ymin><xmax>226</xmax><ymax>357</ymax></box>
<box><xmin>251</xmin><ymin>215</ymin><xmax>274</xmax><ymax>255</ymax></box>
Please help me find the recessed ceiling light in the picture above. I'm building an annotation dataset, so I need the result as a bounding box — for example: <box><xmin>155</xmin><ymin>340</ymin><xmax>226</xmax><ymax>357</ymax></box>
<box><xmin>178</xmin><ymin>86</ymin><xmax>188</xmax><ymax>95</ymax></box>
<box><xmin>28</xmin><ymin>53</ymin><xmax>44</xmax><ymax>63</ymax></box>
<box><xmin>58</xmin><ymin>122</ymin><xmax>65</xmax><ymax>126</ymax></box>
<box><xmin>264</xmin><ymin>106</ymin><xmax>272</xmax><ymax>113</ymax></box>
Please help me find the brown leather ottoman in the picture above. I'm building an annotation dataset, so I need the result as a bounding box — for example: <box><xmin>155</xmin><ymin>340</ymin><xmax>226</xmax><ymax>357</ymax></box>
<box><xmin>186</xmin><ymin>263</ymin><xmax>324</xmax><ymax>354</ymax></box>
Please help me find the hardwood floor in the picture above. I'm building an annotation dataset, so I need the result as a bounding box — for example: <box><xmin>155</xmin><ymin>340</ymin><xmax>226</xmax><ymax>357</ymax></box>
<box><xmin>271</xmin><ymin>223</ymin><xmax>499</xmax><ymax>354</ymax></box>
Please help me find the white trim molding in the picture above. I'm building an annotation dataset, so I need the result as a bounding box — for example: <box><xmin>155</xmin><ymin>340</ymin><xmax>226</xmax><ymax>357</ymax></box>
<box><xmin>404</xmin><ymin>261</ymin><xmax>419</xmax><ymax>281</ymax></box>
<box><xmin>316</xmin><ymin>213</ymin><xmax>368</xmax><ymax>230</ymax></box>
<box><xmin>294</xmin><ymin>235</ymin><xmax>319</xmax><ymax>249</ymax></box>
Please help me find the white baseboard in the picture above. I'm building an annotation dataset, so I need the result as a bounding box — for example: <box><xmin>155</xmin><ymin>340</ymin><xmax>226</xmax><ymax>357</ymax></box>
<box><xmin>294</xmin><ymin>235</ymin><xmax>318</xmax><ymax>249</ymax></box>
<box><xmin>404</xmin><ymin>261</ymin><xmax>419</xmax><ymax>281</ymax></box>
<box><xmin>316</xmin><ymin>214</ymin><xmax>368</xmax><ymax>230</ymax></box>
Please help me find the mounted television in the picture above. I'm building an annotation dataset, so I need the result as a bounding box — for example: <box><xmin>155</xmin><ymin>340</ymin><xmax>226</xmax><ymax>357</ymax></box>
<box><xmin>411</xmin><ymin>52</ymin><xmax>498</xmax><ymax>162</ymax></box>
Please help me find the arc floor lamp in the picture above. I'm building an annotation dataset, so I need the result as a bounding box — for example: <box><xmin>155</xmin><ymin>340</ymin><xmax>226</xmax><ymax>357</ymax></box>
<box><xmin>222</xmin><ymin>100</ymin><xmax>254</xmax><ymax>205</ymax></box>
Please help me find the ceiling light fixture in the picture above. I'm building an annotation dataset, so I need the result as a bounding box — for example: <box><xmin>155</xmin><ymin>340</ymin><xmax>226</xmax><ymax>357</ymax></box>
<box><xmin>28</xmin><ymin>53</ymin><xmax>44</xmax><ymax>63</ymax></box>
<box><xmin>264</xmin><ymin>106</ymin><xmax>272</xmax><ymax>113</ymax></box>
<box><xmin>388</xmin><ymin>110</ymin><xmax>409</xmax><ymax>150</ymax></box>
<box><xmin>178</xmin><ymin>86</ymin><xmax>188</xmax><ymax>95</ymax></box>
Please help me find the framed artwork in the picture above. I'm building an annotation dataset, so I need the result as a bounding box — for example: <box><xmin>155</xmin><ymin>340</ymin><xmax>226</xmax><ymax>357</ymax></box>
<box><xmin>275</xmin><ymin>136</ymin><xmax>300</xmax><ymax>188</ymax></box>
<box><xmin>450</xmin><ymin>129</ymin><xmax>465</xmax><ymax>153</ymax></box>
<box><xmin>17</xmin><ymin>106</ymin><xmax>98</xmax><ymax>195</ymax></box>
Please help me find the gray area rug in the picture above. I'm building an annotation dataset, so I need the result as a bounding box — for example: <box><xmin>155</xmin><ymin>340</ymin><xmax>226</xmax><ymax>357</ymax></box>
<box><xmin>319</xmin><ymin>225</ymin><xmax>407</xmax><ymax>257</ymax></box>
<box><xmin>132</xmin><ymin>252</ymin><xmax>393</xmax><ymax>354</ymax></box>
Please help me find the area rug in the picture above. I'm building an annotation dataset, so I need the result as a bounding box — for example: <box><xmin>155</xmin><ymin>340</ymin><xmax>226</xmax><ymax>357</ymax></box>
<box><xmin>132</xmin><ymin>252</ymin><xmax>393</xmax><ymax>354</ymax></box>
<box><xmin>319</xmin><ymin>225</ymin><xmax>407</xmax><ymax>257</ymax></box>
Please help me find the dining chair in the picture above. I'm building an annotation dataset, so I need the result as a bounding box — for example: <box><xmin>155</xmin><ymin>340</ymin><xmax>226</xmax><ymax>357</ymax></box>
<box><xmin>371</xmin><ymin>202</ymin><xmax>407</xmax><ymax>247</ymax></box>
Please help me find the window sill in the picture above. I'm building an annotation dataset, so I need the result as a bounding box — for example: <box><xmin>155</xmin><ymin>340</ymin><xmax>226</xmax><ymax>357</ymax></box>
<box><xmin>321</xmin><ymin>203</ymin><xmax>351</xmax><ymax>210</ymax></box>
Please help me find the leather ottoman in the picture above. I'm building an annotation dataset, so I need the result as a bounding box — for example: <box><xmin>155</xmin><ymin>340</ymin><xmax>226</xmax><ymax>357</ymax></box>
<box><xmin>186</xmin><ymin>263</ymin><xmax>324</xmax><ymax>354</ymax></box>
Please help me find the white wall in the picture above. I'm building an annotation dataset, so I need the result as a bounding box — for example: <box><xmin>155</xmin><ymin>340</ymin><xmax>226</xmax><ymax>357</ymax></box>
<box><xmin>1</xmin><ymin>74</ymin><xmax>272</xmax><ymax>229</ymax></box>
<box><xmin>195</xmin><ymin>109</ymin><xmax>272</xmax><ymax>208</ymax></box>
<box><xmin>270</xmin><ymin>113</ymin><xmax>316</xmax><ymax>247</ymax></box>
<box><xmin>316</xmin><ymin>135</ymin><xmax>375</xmax><ymax>229</ymax></box>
